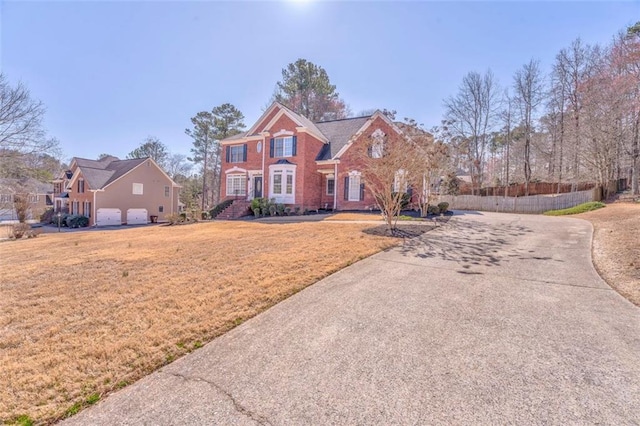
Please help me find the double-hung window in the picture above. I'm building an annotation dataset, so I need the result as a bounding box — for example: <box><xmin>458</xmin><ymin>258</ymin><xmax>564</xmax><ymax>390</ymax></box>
<box><xmin>229</xmin><ymin>145</ymin><xmax>245</xmax><ymax>163</ymax></box>
<box><xmin>347</xmin><ymin>172</ymin><xmax>362</xmax><ymax>201</ymax></box>
<box><xmin>327</xmin><ymin>178</ymin><xmax>335</xmax><ymax>195</ymax></box>
<box><xmin>274</xmin><ymin>137</ymin><xmax>293</xmax><ymax>157</ymax></box>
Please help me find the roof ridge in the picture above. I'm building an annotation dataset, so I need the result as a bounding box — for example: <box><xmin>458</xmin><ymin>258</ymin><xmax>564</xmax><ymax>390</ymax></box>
<box><xmin>315</xmin><ymin>115</ymin><xmax>372</xmax><ymax>124</ymax></box>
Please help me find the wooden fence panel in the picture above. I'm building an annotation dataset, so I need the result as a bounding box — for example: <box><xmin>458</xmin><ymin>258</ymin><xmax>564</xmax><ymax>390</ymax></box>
<box><xmin>437</xmin><ymin>189</ymin><xmax>598</xmax><ymax>214</ymax></box>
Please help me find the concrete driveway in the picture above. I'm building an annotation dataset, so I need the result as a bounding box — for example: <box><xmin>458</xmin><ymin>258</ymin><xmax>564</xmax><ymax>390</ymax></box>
<box><xmin>63</xmin><ymin>212</ymin><xmax>640</xmax><ymax>425</ymax></box>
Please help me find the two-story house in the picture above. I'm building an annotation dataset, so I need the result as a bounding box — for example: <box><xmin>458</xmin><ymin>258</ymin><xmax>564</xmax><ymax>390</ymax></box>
<box><xmin>53</xmin><ymin>155</ymin><xmax>181</xmax><ymax>226</ymax></box>
<box><xmin>219</xmin><ymin>102</ymin><xmax>406</xmax><ymax>216</ymax></box>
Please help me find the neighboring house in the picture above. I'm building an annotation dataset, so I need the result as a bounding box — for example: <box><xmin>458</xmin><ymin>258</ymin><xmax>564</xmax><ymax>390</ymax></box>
<box><xmin>219</xmin><ymin>102</ymin><xmax>407</xmax><ymax>217</ymax></box>
<box><xmin>0</xmin><ymin>178</ymin><xmax>53</xmax><ymax>223</ymax></box>
<box><xmin>53</xmin><ymin>156</ymin><xmax>180</xmax><ymax>226</ymax></box>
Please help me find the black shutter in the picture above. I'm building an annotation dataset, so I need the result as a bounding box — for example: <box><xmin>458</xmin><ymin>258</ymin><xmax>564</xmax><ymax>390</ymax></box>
<box><xmin>270</xmin><ymin>138</ymin><xmax>275</xmax><ymax>157</ymax></box>
<box><xmin>360</xmin><ymin>182</ymin><xmax>365</xmax><ymax>201</ymax></box>
<box><xmin>292</xmin><ymin>136</ymin><xmax>297</xmax><ymax>156</ymax></box>
<box><xmin>242</xmin><ymin>144</ymin><xmax>247</xmax><ymax>162</ymax></box>
<box><xmin>344</xmin><ymin>176</ymin><xmax>349</xmax><ymax>201</ymax></box>
<box><xmin>407</xmin><ymin>186</ymin><xmax>413</xmax><ymax>198</ymax></box>
<box><xmin>367</xmin><ymin>145</ymin><xmax>372</xmax><ymax>157</ymax></box>
<box><xmin>225</xmin><ymin>146</ymin><xmax>230</xmax><ymax>163</ymax></box>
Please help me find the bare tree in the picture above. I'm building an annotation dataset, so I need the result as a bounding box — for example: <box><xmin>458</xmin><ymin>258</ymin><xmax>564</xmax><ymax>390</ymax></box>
<box><xmin>165</xmin><ymin>153</ymin><xmax>192</xmax><ymax>181</ymax></box>
<box><xmin>513</xmin><ymin>59</ymin><xmax>545</xmax><ymax>195</ymax></box>
<box><xmin>0</xmin><ymin>74</ymin><xmax>57</xmax><ymax>161</ymax></box>
<box><xmin>354</xmin><ymin>121</ymin><xmax>447</xmax><ymax>232</ymax></box>
<box><xmin>444</xmin><ymin>70</ymin><xmax>501</xmax><ymax>194</ymax></box>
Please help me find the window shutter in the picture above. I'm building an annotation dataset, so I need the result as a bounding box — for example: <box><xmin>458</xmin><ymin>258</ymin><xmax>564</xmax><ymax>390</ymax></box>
<box><xmin>344</xmin><ymin>176</ymin><xmax>349</xmax><ymax>201</ymax></box>
<box><xmin>225</xmin><ymin>146</ymin><xmax>230</xmax><ymax>163</ymax></box>
<box><xmin>270</xmin><ymin>138</ymin><xmax>275</xmax><ymax>158</ymax></box>
<box><xmin>292</xmin><ymin>136</ymin><xmax>297</xmax><ymax>156</ymax></box>
<box><xmin>243</xmin><ymin>144</ymin><xmax>247</xmax><ymax>162</ymax></box>
<box><xmin>360</xmin><ymin>182</ymin><xmax>365</xmax><ymax>201</ymax></box>
<box><xmin>407</xmin><ymin>186</ymin><xmax>413</xmax><ymax>198</ymax></box>
<box><xmin>367</xmin><ymin>145</ymin><xmax>372</xmax><ymax>157</ymax></box>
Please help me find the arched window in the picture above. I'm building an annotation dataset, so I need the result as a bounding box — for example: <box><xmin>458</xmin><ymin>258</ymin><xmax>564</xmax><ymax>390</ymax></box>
<box><xmin>370</xmin><ymin>129</ymin><xmax>385</xmax><ymax>158</ymax></box>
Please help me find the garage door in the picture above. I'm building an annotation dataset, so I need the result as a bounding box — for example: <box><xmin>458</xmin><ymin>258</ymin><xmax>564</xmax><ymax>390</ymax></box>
<box><xmin>96</xmin><ymin>208</ymin><xmax>121</xmax><ymax>226</ymax></box>
<box><xmin>126</xmin><ymin>208</ymin><xmax>148</xmax><ymax>225</ymax></box>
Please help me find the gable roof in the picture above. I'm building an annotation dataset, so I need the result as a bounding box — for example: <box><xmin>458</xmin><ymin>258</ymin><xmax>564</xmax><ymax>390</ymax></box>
<box><xmin>314</xmin><ymin>116</ymin><xmax>372</xmax><ymax>160</ymax></box>
<box><xmin>70</xmin><ymin>157</ymin><xmax>148</xmax><ymax>190</ymax></box>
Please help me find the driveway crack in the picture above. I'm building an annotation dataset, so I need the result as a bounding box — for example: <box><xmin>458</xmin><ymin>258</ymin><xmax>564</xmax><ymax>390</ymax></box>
<box><xmin>160</xmin><ymin>371</ymin><xmax>272</xmax><ymax>425</ymax></box>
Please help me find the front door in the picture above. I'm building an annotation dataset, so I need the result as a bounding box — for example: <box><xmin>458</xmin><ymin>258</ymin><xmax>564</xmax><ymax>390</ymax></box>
<box><xmin>254</xmin><ymin>176</ymin><xmax>263</xmax><ymax>198</ymax></box>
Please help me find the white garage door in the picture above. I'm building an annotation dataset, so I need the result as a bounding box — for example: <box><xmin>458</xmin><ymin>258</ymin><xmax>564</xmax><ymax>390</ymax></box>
<box><xmin>126</xmin><ymin>208</ymin><xmax>148</xmax><ymax>225</ymax></box>
<box><xmin>96</xmin><ymin>208</ymin><xmax>122</xmax><ymax>226</ymax></box>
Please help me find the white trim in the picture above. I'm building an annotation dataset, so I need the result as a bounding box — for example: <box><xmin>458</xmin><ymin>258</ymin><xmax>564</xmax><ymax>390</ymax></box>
<box><xmin>274</xmin><ymin>129</ymin><xmax>294</xmax><ymax>137</ymax></box>
<box><xmin>225</xmin><ymin>166</ymin><xmax>248</xmax><ymax>174</ymax></box>
<box><xmin>220</xmin><ymin>135</ymin><xmax>263</xmax><ymax>146</ymax></box>
<box><xmin>247</xmin><ymin>102</ymin><xmax>281</xmax><ymax>135</ymax></box>
<box><xmin>247</xmin><ymin>171</ymin><xmax>263</xmax><ymax>200</ymax></box>
<box><xmin>268</xmin><ymin>163</ymin><xmax>296</xmax><ymax>204</ymax></box>
<box><xmin>348</xmin><ymin>171</ymin><xmax>361</xmax><ymax>202</ymax></box>
<box><xmin>226</xmin><ymin>173</ymin><xmax>247</xmax><ymax>197</ymax></box>
<box><xmin>261</xmin><ymin>109</ymin><xmax>303</xmax><ymax>134</ymax></box>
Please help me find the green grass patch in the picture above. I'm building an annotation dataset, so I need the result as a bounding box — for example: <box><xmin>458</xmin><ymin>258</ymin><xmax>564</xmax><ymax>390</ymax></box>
<box><xmin>11</xmin><ymin>415</ymin><xmax>34</xmax><ymax>426</ymax></box>
<box><xmin>544</xmin><ymin>201</ymin><xmax>605</xmax><ymax>216</ymax></box>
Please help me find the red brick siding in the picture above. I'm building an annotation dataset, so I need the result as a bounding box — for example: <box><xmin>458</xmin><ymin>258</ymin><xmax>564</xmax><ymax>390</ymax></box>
<box><xmin>336</xmin><ymin>116</ymin><xmax>403</xmax><ymax>211</ymax></box>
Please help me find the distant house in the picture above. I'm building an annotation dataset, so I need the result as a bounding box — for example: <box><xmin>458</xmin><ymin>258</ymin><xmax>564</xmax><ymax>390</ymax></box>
<box><xmin>0</xmin><ymin>178</ymin><xmax>53</xmax><ymax>223</ymax></box>
<box><xmin>53</xmin><ymin>156</ymin><xmax>180</xmax><ymax>226</ymax></box>
<box><xmin>218</xmin><ymin>102</ymin><xmax>409</xmax><ymax>217</ymax></box>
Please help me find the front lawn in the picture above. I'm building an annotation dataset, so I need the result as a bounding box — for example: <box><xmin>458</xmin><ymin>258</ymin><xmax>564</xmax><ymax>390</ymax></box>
<box><xmin>0</xmin><ymin>221</ymin><xmax>396</xmax><ymax>424</ymax></box>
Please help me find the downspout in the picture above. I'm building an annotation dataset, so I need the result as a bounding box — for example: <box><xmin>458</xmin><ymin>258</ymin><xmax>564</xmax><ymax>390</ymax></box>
<box><xmin>262</xmin><ymin>133</ymin><xmax>267</xmax><ymax>197</ymax></box>
<box><xmin>334</xmin><ymin>161</ymin><xmax>338</xmax><ymax>211</ymax></box>
<box><xmin>92</xmin><ymin>190</ymin><xmax>97</xmax><ymax>226</ymax></box>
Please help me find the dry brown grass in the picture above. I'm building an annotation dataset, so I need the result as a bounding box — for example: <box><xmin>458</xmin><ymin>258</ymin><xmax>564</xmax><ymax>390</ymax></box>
<box><xmin>578</xmin><ymin>202</ymin><xmax>640</xmax><ymax>306</ymax></box>
<box><xmin>324</xmin><ymin>212</ymin><xmax>383</xmax><ymax>221</ymax></box>
<box><xmin>0</xmin><ymin>221</ymin><xmax>396</xmax><ymax>424</ymax></box>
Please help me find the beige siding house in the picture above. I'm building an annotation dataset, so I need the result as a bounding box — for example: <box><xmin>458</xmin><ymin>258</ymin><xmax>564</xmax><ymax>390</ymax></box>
<box><xmin>54</xmin><ymin>156</ymin><xmax>180</xmax><ymax>226</ymax></box>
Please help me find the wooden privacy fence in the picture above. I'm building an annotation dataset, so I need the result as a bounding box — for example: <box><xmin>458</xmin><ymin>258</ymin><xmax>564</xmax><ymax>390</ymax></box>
<box><xmin>437</xmin><ymin>188</ymin><xmax>600</xmax><ymax>214</ymax></box>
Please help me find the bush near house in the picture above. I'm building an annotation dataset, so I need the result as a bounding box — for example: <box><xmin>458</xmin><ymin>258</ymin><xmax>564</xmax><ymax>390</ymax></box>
<box><xmin>65</xmin><ymin>215</ymin><xmax>89</xmax><ymax>228</ymax></box>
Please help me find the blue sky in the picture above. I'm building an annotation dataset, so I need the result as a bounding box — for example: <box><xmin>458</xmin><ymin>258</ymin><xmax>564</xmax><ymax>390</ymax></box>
<box><xmin>1</xmin><ymin>0</ymin><xmax>638</xmax><ymax>163</ymax></box>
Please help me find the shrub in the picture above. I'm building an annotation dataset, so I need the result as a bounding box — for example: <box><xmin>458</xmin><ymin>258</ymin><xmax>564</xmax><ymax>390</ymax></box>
<box><xmin>276</xmin><ymin>204</ymin><xmax>285</xmax><ymax>215</ymax></box>
<box><xmin>389</xmin><ymin>192</ymin><xmax>411</xmax><ymax>210</ymax></box>
<box><xmin>165</xmin><ymin>213</ymin><xmax>181</xmax><ymax>224</ymax></box>
<box><xmin>427</xmin><ymin>205</ymin><xmax>440</xmax><ymax>215</ymax></box>
<box><xmin>65</xmin><ymin>215</ymin><xmax>89</xmax><ymax>228</ymax></box>
<box><xmin>9</xmin><ymin>223</ymin><xmax>30</xmax><ymax>239</ymax></box>
<box><xmin>51</xmin><ymin>213</ymin><xmax>70</xmax><ymax>226</ymax></box>
<box><xmin>437</xmin><ymin>202</ymin><xmax>449</xmax><ymax>213</ymax></box>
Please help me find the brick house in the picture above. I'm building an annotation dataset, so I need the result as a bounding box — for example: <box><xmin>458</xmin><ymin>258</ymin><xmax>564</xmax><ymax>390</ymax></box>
<box><xmin>219</xmin><ymin>102</ymin><xmax>406</xmax><ymax>217</ymax></box>
<box><xmin>53</xmin><ymin>156</ymin><xmax>180</xmax><ymax>226</ymax></box>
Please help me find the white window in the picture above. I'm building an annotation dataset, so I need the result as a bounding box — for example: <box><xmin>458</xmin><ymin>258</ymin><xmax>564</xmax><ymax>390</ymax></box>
<box><xmin>269</xmin><ymin>164</ymin><xmax>296</xmax><ymax>203</ymax></box>
<box><xmin>327</xmin><ymin>177</ymin><xmax>335</xmax><ymax>195</ymax></box>
<box><xmin>28</xmin><ymin>194</ymin><xmax>39</xmax><ymax>203</ymax></box>
<box><xmin>274</xmin><ymin>137</ymin><xmax>294</xmax><ymax>157</ymax></box>
<box><xmin>226</xmin><ymin>174</ymin><xmax>246</xmax><ymax>196</ymax></box>
<box><xmin>83</xmin><ymin>201</ymin><xmax>92</xmax><ymax>217</ymax></box>
<box><xmin>78</xmin><ymin>179</ymin><xmax>85</xmax><ymax>193</ymax></box>
<box><xmin>132</xmin><ymin>183</ymin><xmax>143</xmax><ymax>195</ymax></box>
<box><xmin>164</xmin><ymin>186</ymin><xmax>170</xmax><ymax>197</ymax></box>
<box><xmin>348</xmin><ymin>171</ymin><xmax>361</xmax><ymax>201</ymax></box>
<box><xmin>72</xmin><ymin>201</ymin><xmax>79</xmax><ymax>215</ymax></box>
<box><xmin>371</xmin><ymin>129</ymin><xmax>385</xmax><ymax>159</ymax></box>
<box><xmin>273</xmin><ymin>172</ymin><xmax>282</xmax><ymax>194</ymax></box>
<box><xmin>394</xmin><ymin>169</ymin><xmax>408</xmax><ymax>193</ymax></box>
